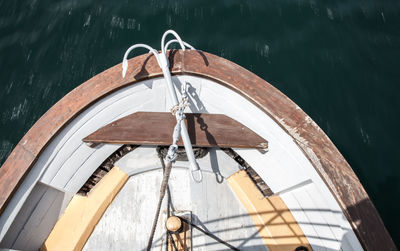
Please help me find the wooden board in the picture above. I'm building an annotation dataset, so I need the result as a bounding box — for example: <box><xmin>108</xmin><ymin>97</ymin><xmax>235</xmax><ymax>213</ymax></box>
<box><xmin>84</xmin><ymin>157</ymin><xmax>267</xmax><ymax>250</ymax></box>
<box><xmin>41</xmin><ymin>166</ymin><xmax>128</xmax><ymax>251</ymax></box>
<box><xmin>227</xmin><ymin>170</ymin><xmax>312</xmax><ymax>251</ymax></box>
<box><xmin>82</xmin><ymin>112</ymin><xmax>268</xmax><ymax>150</ymax></box>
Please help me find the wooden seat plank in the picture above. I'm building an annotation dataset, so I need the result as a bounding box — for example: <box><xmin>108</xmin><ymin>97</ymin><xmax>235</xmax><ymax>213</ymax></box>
<box><xmin>82</xmin><ymin>112</ymin><xmax>268</xmax><ymax>150</ymax></box>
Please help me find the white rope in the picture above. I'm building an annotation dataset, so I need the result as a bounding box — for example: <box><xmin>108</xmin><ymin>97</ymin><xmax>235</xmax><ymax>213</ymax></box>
<box><xmin>170</xmin><ymin>82</ymin><xmax>189</xmax><ymax>115</ymax></box>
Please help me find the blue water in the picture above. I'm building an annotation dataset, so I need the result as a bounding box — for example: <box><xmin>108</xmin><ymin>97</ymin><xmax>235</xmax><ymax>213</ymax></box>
<box><xmin>0</xmin><ymin>0</ymin><xmax>399</xmax><ymax>247</ymax></box>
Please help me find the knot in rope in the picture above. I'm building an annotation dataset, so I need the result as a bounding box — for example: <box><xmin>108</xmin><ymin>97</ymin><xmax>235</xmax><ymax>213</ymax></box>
<box><xmin>170</xmin><ymin>99</ymin><xmax>189</xmax><ymax>115</ymax></box>
<box><xmin>170</xmin><ymin>83</ymin><xmax>189</xmax><ymax>116</ymax></box>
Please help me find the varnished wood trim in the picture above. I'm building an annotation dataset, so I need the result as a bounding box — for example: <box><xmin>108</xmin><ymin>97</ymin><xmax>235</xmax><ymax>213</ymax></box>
<box><xmin>227</xmin><ymin>170</ymin><xmax>312</xmax><ymax>251</ymax></box>
<box><xmin>83</xmin><ymin>112</ymin><xmax>268</xmax><ymax>149</ymax></box>
<box><xmin>41</xmin><ymin>166</ymin><xmax>128</xmax><ymax>251</ymax></box>
<box><xmin>0</xmin><ymin>50</ymin><xmax>395</xmax><ymax>250</ymax></box>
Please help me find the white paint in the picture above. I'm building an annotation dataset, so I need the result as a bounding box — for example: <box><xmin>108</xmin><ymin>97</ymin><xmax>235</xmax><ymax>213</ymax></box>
<box><xmin>85</xmin><ymin>150</ymin><xmax>266</xmax><ymax>250</ymax></box>
<box><xmin>280</xmin><ymin>183</ymin><xmax>363</xmax><ymax>251</ymax></box>
<box><xmin>0</xmin><ymin>182</ymin><xmax>73</xmax><ymax>250</ymax></box>
<box><xmin>0</xmin><ymin>75</ymin><xmax>363</xmax><ymax>250</ymax></box>
<box><xmin>116</xmin><ymin>146</ymin><xmax>239</xmax><ymax>179</ymax></box>
<box><xmin>0</xmin><ymin>80</ymin><xmax>166</xmax><ymax>241</ymax></box>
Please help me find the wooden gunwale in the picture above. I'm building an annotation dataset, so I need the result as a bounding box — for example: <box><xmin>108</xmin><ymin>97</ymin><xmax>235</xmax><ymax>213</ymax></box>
<box><xmin>0</xmin><ymin>50</ymin><xmax>395</xmax><ymax>250</ymax></box>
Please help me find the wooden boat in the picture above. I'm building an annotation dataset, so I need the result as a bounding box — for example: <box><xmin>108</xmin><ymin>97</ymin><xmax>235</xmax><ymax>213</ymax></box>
<box><xmin>0</xmin><ymin>31</ymin><xmax>395</xmax><ymax>251</ymax></box>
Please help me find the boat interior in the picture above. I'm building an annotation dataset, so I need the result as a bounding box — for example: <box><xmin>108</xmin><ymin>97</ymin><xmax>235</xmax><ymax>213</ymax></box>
<box><xmin>0</xmin><ymin>75</ymin><xmax>363</xmax><ymax>250</ymax></box>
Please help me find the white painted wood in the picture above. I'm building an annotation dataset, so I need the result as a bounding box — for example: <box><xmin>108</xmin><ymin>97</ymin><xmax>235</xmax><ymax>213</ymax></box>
<box><xmin>64</xmin><ymin>144</ymin><xmax>121</xmax><ymax>192</ymax></box>
<box><xmin>0</xmin><ymin>184</ymin><xmax>47</xmax><ymax>248</ymax></box>
<box><xmin>188</xmin><ymin>172</ymin><xmax>266</xmax><ymax>250</ymax></box>
<box><xmin>303</xmin><ymin>184</ymin><xmax>352</xmax><ymax>251</ymax></box>
<box><xmin>116</xmin><ymin>146</ymin><xmax>240</xmax><ymax>180</ymax></box>
<box><xmin>0</xmin><ymin>80</ymin><xmax>167</xmax><ymax>241</ymax></box>
<box><xmin>294</xmin><ymin>186</ymin><xmax>341</xmax><ymax>250</ymax></box>
<box><xmin>280</xmin><ymin>183</ymin><xmax>363</xmax><ymax>251</ymax></box>
<box><xmin>279</xmin><ymin>192</ymin><xmax>327</xmax><ymax>251</ymax></box>
<box><xmin>85</xmin><ymin>153</ymin><xmax>267</xmax><ymax>250</ymax></box>
<box><xmin>46</xmin><ymin>102</ymin><xmax>154</xmax><ymax>187</ymax></box>
<box><xmin>0</xmin><ymin>182</ymin><xmax>73</xmax><ymax>251</ymax></box>
<box><xmin>115</xmin><ymin>146</ymin><xmax>161</xmax><ymax>175</ymax></box>
<box><xmin>18</xmin><ymin>190</ymin><xmax>70</xmax><ymax>251</ymax></box>
<box><xmin>0</xmin><ymin>81</ymin><xmax>165</xmax><ymax>241</ymax></box>
<box><xmin>0</xmin><ymin>75</ymin><xmax>363</xmax><ymax>250</ymax></box>
<box><xmin>42</xmin><ymin>85</ymin><xmax>158</xmax><ymax>184</ymax></box>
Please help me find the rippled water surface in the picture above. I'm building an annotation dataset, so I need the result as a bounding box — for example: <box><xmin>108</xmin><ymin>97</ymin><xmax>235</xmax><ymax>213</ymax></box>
<box><xmin>0</xmin><ymin>0</ymin><xmax>399</xmax><ymax>247</ymax></box>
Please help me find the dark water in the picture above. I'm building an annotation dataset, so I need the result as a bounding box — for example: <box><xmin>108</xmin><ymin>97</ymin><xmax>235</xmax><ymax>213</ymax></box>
<box><xmin>0</xmin><ymin>0</ymin><xmax>399</xmax><ymax>247</ymax></box>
